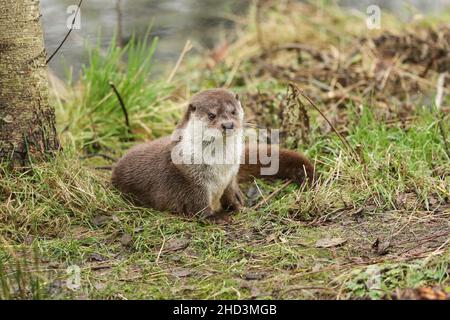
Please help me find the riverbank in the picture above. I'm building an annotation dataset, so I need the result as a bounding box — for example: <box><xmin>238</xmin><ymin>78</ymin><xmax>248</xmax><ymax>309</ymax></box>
<box><xmin>1</xmin><ymin>2</ymin><xmax>449</xmax><ymax>299</ymax></box>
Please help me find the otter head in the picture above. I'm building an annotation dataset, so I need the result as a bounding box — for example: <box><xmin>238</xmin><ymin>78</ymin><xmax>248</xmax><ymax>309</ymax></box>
<box><xmin>175</xmin><ymin>89</ymin><xmax>244</xmax><ymax>142</ymax></box>
<box><xmin>172</xmin><ymin>89</ymin><xmax>245</xmax><ymax>165</ymax></box>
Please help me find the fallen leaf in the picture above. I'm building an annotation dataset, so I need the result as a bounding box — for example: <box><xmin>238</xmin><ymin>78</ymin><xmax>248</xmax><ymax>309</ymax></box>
<box><xmin>364</xmin><ymin>205</ymin><xmax>378</xmax><ymax>212</ymax></box>
<box><xmin>396</xmin><ymin>192</ymin><xmax>418</xmax><ymax>210</ymax></box>
<box><xmin>88</xmin><ymin>253</ymin><xmax>106</xmax><ymax>262</ymax></box>
<box><xmin>265</xmin><ymin>233</ymin><xmax>277</xmax><ymax>244</ymax></box>
<box><xmin>170</xmin><ymin>268</ymin><xmax>193</xmax><ymax>278</ymax></box>
<box><xmin>372</xmin><ymin>238</ymin><xmax>380</xmax><ymax>249</ymax></box>
<box><xmin>315</xmin><ymin>237</ymin><xmax>347</xmax><ymax>248</ymax></box>
<box><xmin>279</xmin><ymin>236</ymin><xmax>288</xmax><ymax>243</ymax></box>
<box><xmin>393</xmin><ymin>286</ymin><xmax>450</xmax><ymax>300</ymax></box>
<box><xmin>372</xmin><ymin>238</ymin><xmax>391</xmax><ymax>255</ymax></box>
<box><xmin>120</xmin><ymin>233</ymin><xmax>133</xmax><ymax>247</ymax></box>
<box><xmin>242</xmin><ymin>272</ymin><xmax>266</xmax><ymax>281</ymax></box>
<box><xmin>207</xmin><ymin>212</ymin><xmax>233</xmax><ymax>224</ymax></box>
<box><xmin>94</xmin><ymin>283</ymin><xmax>107</xmax><ymax>291</ymax></box>
<box><xmin>133</xmin><ymin>226</ymin><xmax>144</xmax><ymax>233</ymax></box>
<box><xmin>163</xmin><ymin>238</ymin><xmax>190</xmax><ymax>253</ymax></box>
<box><xmin>312</xmin><ymin>263</ymin><xmax>323</xmax><ymax>272</ymax></box>
<box><xmin>91</xmin><ymin>215</ymin><xmax>110</xmax><ymax>227</ymax></box>
<box><xmin>246</xmin><ymin>186</ymin><xmax>260</xmax><ymax>207</ymax></box>
<box><xmin>48</xmin><ymin>261</ymin><xmax>60</xmax><ymax>269</ymax></box>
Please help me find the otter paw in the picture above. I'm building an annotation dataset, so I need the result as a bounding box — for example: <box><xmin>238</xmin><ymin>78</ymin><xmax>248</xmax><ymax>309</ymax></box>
<box><xmin>222</xmin><ymin>192</ymin><xmax>245</xmax><ymax>212</ymax></box>
<box><xmin>235</xmin><ymin>190</ymin><xmax>245</xmax><ymax>206</ymax></box>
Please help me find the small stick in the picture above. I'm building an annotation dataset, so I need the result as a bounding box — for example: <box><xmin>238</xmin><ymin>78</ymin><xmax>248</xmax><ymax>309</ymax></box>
<box><xmin>435</xmin><ymin>73</ymin><xmax>446</xmax><ymax>109</ymax></box>
<box><xmin>155</xmin><ymin>227</ymin><xmax>166</xmax><ymax>264</ymax></box>
<box><xmin>167</xmin><ymin>40</ymin><xmax>192</xmax><ymax>83</ymax></box>
<box><xmin>109</xmin><ymin>81</ymin><xmax>131</xmax><ymax>134</ymax></box>
<box><xmin>251</xmin><ymin>179</ymin><xmax>292</xmax><ymax>211</ymax></box>
<box><xmin>94</xmin><ymin>166</ymin><xmax>113</xmax><ymax>171</ymax></box>
<box><xmin>46</xmin><ymin>0</ymin><xmax>84</xmax><ymax>64</ymax></box>
<box><xmin>289</xmin><ymin>83</ymin><xmax>361</xmax><ymax>163</ymax></box>
<box><xmin>438</xmin><ymin>115</ymin><xmax>449</xmax><ymax>159</ymax></box>
<box><xmin>395</xmin><ymin>230</ymin><xmax>449</xmax><ymax>247</ymax></box>
<box><xmin>253</xmin><ymin>180</ymin><xmax>268</xmax><ymax>207</ymax></box>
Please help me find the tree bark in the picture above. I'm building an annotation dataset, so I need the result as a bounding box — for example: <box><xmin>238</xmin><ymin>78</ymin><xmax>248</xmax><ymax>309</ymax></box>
<box><xmin>0</xmin><ymin>0</ymin><xmax>59</xmax><ymax>167</ymax></box>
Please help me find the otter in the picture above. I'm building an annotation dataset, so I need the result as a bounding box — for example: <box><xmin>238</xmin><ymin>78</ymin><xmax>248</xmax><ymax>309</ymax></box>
<box><xmin>111</xmin><ymin>88</ymin><xmax>314</xmax><ymax>218</ymax></box>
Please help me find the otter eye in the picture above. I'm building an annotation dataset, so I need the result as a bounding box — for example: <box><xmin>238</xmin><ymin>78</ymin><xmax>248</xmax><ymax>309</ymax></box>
<box><xmin>208</xmin><ymin>113</ymin><xmax>216</xmax><ymax>120</ymax></box>
<box><xmin>231</xmin><ymin>110</ymin><xmax>237</xmax><ymax>116</ymax></box>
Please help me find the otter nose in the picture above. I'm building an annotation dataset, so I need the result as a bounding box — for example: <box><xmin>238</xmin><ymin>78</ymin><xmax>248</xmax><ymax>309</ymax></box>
<box><xmin>221</xmin><ymin>122</ymin><xmax>234</xmax><ymax>130</ymax></box>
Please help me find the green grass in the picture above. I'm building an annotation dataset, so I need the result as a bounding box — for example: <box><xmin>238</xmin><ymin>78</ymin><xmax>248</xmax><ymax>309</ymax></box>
<box><xmin>54</xmin><ymin>31</ymin><xmax>178</xmax><ymax>153</ymax></box>
<box><xmin>0</xmin><ymin>3</ymin><xmax>449</xmax><ymax>300</ymax></box>
<box><xmin>1</xmin><ymin>104</ymin><xmax>448</xmax><ymax>299</ymax></box>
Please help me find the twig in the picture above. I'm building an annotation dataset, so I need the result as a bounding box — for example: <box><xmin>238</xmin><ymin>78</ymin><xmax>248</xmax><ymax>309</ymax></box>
<box><xmin>46</xmin><ymin>0</ymin><xmax>83</xmax><ymax>64</ymax></box>
<box><xmin>434</xmin><ymin>73</ymin><xmax>446</xmax><ymax>109</ymax></box>
<box><xmin>289</xmin><ymin>83</ymin><xmax>361</xmax><ymax>163</ymax></box>
<box><xmin>94</xmin><ymin>166</ymin><xmax>113</xmax><ymax>171</ymax></box>
<box><xmin>167</xmin><ymin>40</ymin><xmax>192</xmax><ymax>83</ymax></box>
<box><xmin>87</xmin><ymin>262</ymin><xmax>116</xmax><ymax>271</ymax></box>
<box><xmin>253</xmin><ymin>180</ymin><xmax>268</xmax><ymax>207</ymax></box>
<box><xmin>109</xmin><ymin>81</ymin><xmax>131</xmax><ymax>134</ymax></box>
<box><xmin>396</xmin><ymin>231</ymin><xmax>450</xmax><ymax>256</ymax></box>
<box><xmin>422</xmin><ymin>238</ymin><xmax>450</xmax><ymax>265</ymax></box>
<box><xmin>155</xmin><ymin>227</ymin><xmax>166</xmax><ymax>264</ymax></box>
<box><xmin>395</xmin><ymin>230</ymin><xmax>449</xmax><ymax>247</ymax></box>
<box><xmin>251</xmin><ymin>179</ymin><xmax>292</xmax><ymax>210</ymax></box>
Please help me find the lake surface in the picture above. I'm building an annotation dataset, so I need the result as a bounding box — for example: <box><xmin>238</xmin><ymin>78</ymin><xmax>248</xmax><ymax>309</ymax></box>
<box><xmin>41</xmin><ymin>0</ymin><xmax>450</xmax><ymax>80</ymax></box>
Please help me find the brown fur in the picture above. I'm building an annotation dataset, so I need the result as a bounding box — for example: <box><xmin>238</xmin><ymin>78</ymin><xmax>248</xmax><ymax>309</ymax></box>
<box><xmin>239</xmin><ymin>144</ymin><xmax>315</xmax><ymax>185</ymax></box>
<box><xmin>174</xmin><ymin>88</ymin><xmax>243</xmax><ymax>133</ymax></box>
<box><xmin>112</xmin><ymin>88</ymin><xmax>315</xmax><ymax>218</ymax></box>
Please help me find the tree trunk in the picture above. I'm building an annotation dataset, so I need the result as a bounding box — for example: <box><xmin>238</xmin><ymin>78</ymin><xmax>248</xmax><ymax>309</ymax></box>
<box><xmin>0</xmin><ymin>0</ymin><xmax>59</xmax><ymax>167</ymax></box>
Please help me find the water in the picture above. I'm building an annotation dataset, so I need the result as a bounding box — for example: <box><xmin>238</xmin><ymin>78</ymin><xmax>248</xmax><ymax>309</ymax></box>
<box><xmin>41</xmin><ymin>0</ymin><xmax>450</xmax><ymax>80</ymax></box>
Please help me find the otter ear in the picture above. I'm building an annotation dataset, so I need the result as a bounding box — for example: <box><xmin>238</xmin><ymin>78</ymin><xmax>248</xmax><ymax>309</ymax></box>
<box><xmin>235</xmin><ymin>93</ymin><xmax>239</xmax><ymax>101</ymax></box>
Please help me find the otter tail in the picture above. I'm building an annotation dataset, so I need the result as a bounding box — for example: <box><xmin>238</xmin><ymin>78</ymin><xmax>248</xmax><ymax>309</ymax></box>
<box><xmin>238</xmin><ymin>144</ymin><xmax>315</xmax><ymax>185</ymax></box>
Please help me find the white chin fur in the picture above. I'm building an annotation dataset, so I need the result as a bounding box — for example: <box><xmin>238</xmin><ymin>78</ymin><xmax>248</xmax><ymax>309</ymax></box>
<box><xmin>176</xmin><ymin>116</ymin><xmax>243</xmax><ymax>166</ymax></box>
<box><xmin>171</xmin><ymin>114</ymin><xmax>244</xmax><ymax>205</ymax></box>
